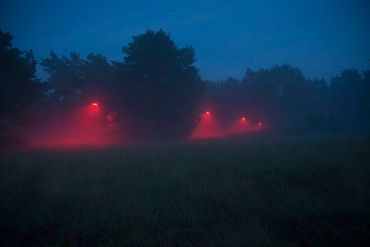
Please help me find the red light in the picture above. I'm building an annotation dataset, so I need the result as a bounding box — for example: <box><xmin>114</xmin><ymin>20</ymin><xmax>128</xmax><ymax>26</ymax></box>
<box><xmin>205</xmin><ymin>111</ymin><xmax>210</xmax><ymax>115</ymax></box>
<box><xmin>241</xmin><ymin>117</ymin><xmax>246</xmax><ymax>121</ymax></box>
<box><xmin>92</xmin><ymin>102</ymin><xmax>98</xmax><ymax>107</ymax></box>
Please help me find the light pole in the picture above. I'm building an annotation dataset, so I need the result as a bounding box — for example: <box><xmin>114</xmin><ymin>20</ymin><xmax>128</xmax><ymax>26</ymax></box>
<box><xmin>91</xmin><ymin>102</ymin><xmax>99</xmax><ymax>139</ymax></box>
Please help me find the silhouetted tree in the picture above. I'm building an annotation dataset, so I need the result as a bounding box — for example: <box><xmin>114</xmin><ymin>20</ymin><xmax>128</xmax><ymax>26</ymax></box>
<box><xmin>116</xmin><ymin>29</ymin><xmax>204</xmax><ymax>139</ymax></box>
<box><xmin>362</xmin><ymin>69</ymin><xmax>370</xmax><ymax>132</ymax></box>
<box><xmin>40</xmin><ymin>52</ymin><xmax>122</xmax><ymax>140</ymax></box>
<box><xmin>201</xmin><ymin>77</ymin><xmax>246</xmax><ymax>126</ymax></box>
<box><xmin>41</xmin><ymin>52</ymin><xmax>116</xmax><ymax>105</ymax></box>
<box><xmin>0</xmin><ymin>30</ymin><xmax>44</xmax><ymax>145</ymax></box>
<box><xmin>305</xmin><ymin>78</ymin><xmax>329</xmax><ymax>131</ymax></box>
<box><xmin>329</xmin><ymin>69</ymin><xmax>370</xmax><ymax>132</ymax></box>
<box><xmin>242</xmin><ymin>64</ymin><xmax>311</xmax><ymax>130</ymax></box>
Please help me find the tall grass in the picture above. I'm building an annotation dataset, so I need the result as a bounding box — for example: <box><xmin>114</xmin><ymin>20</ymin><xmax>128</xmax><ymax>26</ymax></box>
<box><xmin>1</xmin><ymin>135</ymin><xmax>369</xmax><ymax>246</ymax></box>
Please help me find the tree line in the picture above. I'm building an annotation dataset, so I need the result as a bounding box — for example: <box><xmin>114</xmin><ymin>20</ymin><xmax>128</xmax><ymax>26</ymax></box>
<box><xmin>1</xmin><ymin>29</ymin><xmax>369</xmax><ymax>145</ymax></box>
<box><xmin>204</xmin><ymin>65</ymin><xmax>370</xmax><ymax>134</ymax></box>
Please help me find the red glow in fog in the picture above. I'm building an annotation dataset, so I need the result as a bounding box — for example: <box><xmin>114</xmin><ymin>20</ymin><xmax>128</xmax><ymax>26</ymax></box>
<box><xmin>28</xmin><ymin>102</ymin><xmax>122</xmax><ymax>149</ymax></box>
<box><xmin>190</xmin><ymin>111</ymin><xmax>220</xmax><ymax>139</ymax></box>
<box><xmin>190</xmin><ymin>112</ymin><xmax>264</xmax><ymax>139</ymax></box>
<box><xmin>28</xmin><ymin>102</ymin><xmax>265</xmax><ymax>147</ymax></box>
<box><xmin>257</xmin><ymin>121</ymin><xmax>263</xmax><ymax>130</ymax></box>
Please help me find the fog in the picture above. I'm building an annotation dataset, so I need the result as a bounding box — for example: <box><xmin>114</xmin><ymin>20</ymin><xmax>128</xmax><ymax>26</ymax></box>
<box><xmin>23</xmin><ymin>103</ymin><xmax>118</xmax><ymax>148</ymax></box>
<box><xmin>19</xmin><ymin>104</ymin><xmax>264</xmax><ymax>149</ymax></box>
<box><xmin>1</xmin><ymin>28</ymin><xmax>369</xmax><ymax>148</ymax></box>
<box><xmin>1</xmin><ymin>0</ymin><xmax>370</xmax><ymax>148</ymax></box>
<box><xmin>1</xmin><ymin>2</ymin><xmax>370</xmax><ymax>246</ymax></box>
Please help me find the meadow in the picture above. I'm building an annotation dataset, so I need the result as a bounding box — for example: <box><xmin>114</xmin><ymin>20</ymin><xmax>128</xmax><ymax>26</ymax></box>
<box><xmin>0</xmin><ymin>134</ymin><xmax>369</xmax><ymax>246</ymax></box>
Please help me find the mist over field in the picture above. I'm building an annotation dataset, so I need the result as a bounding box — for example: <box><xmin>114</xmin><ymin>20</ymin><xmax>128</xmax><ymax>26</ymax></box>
<box><xmin>1</xmin><ymin>0</ymin><xmax>370</xmax><ymax>246</ymax></box>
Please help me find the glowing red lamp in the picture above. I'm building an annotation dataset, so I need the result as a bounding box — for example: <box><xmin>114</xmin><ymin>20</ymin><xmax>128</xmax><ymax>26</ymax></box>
<box><xmin>241</xmin><ymin>117</ymin><xmax>246</xmax><ymax>121</ymax></box>
<box><xmin>91</xmin><ymin>102</ymin><xmax>99</xmax><ymax>107</ymax></box>
<box><xmin>205</xmin><ymin>111</ymin><xmax>210</xmax><ymax>115</ymax></box>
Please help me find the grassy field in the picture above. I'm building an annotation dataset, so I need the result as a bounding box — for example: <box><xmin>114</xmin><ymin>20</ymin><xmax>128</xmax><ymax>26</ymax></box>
<box><xmin>0</xmin><ymin>134</ymin><xmax>369</xmax><ymax>246</ymax></box>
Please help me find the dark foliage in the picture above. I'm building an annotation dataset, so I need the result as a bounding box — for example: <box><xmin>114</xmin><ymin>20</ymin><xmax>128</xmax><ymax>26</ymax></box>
<box><xmin>118</xmin><ymin>29</ymin><xmax>204</xmax><ymax>139</ymax></box>
<box><xmin>329</xmin><ymin>69</ymin><xmax>370</xmax><ymax>133</ymax></box>
<box><xmin>41</xmin><ymin>30</ymin><xmax>204</xmax><ymax>140</ymax></box>
<box><xmin>2</xmin><ymin>29</ymin><xmax>370</xmax><ymax>141</ymax></box>
<box><xmin>41</xmin><ymin>52</ymin><xmax>117</xmax><ymax>107</ymax></box>
<box><xmin>204</xmin><ymin>64</ymin><xmax>370</xmax><ymax>134</ymax></box>
<box><xmin>0</xmin><ymin>30</ymin><xmax>45</xmax><ymax>146</ymax></box>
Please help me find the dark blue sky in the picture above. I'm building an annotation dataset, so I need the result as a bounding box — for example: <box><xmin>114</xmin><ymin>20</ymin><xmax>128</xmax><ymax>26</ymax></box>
<box><xmin>1</xmin><ymin>0</ymin><xmax>370</xmax><ymax>80</ymax></box>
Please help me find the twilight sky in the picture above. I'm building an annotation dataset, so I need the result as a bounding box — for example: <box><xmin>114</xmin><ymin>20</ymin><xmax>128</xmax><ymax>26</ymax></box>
<box><xmin>1</xmin><ymin>0</ymin><xmax>370</xmax><ymax>81</ymax></box>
